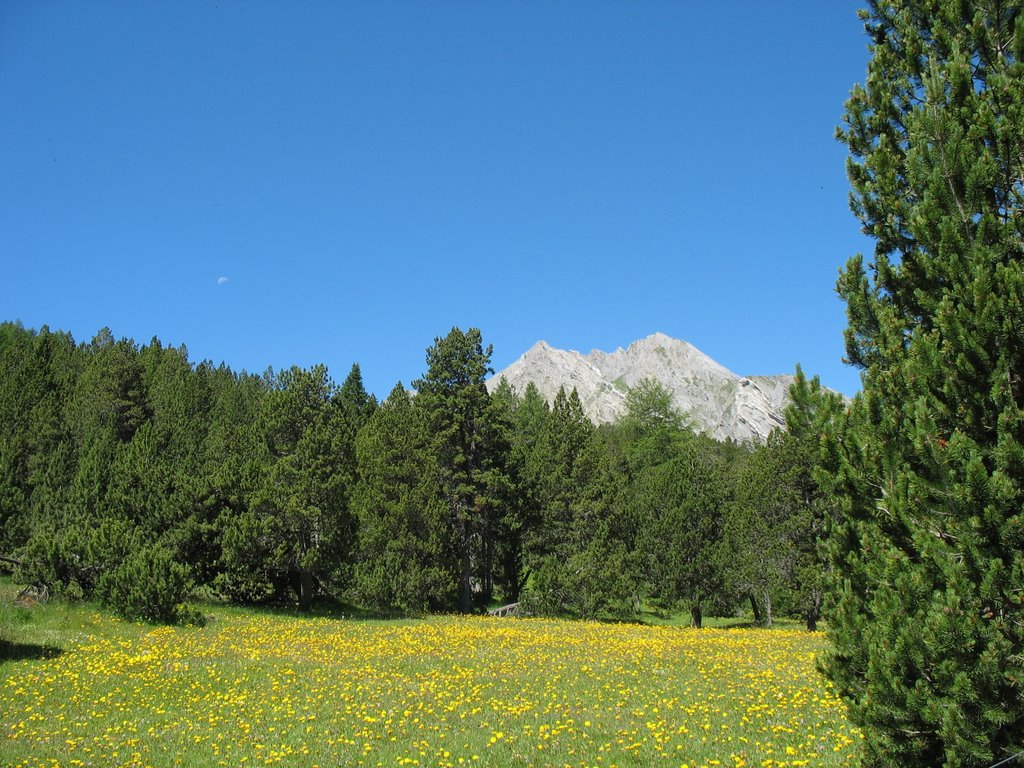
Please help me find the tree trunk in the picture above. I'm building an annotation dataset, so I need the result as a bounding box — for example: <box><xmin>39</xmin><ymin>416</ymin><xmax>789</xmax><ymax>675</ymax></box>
<box><xmin>459</xmin><ymin>523</ymin><xmax>473</xmax><ymax>614</ymax></box>
<box><xmin>515</xmin><ymin>567</ymin><xmax>529</xmax><ymax>604</ymax></box>
<box><xmin>482</xmin><ymin>523</ymin><xmax>494</xmax><ymax>605</ymax></box>
<box><xmin>298</xmin><ymin>570</ymin><xmax>314</xmax><ymax>612</ymax></box>
<box><xmin>481</xmin><ymin>532</ymin><xmax>493</xmax><ymax>607</ymax></box>
<box><xmin>806</xmin><ymin>591</ymin><xmax>821</xmax><ymax>632</ymax></box>
<box><xmin>762</xmin><ymin>588</ymin><xmax>772</xmax><ymax>629</ymax></box>
<box><xmin>749</xmin><ymin>591</ymin><xmax>762</xmax><ymax>626</ymax></box>
<box><xmin>691</xmin><ymin>602</ymin><xmax>703</xmax><ymax>629</ymax></box>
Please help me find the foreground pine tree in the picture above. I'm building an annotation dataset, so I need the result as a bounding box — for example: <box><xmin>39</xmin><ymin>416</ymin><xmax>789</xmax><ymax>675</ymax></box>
<box><xmin>823</xmin><ymin>2</ymin><xmax>1024</xmax><ymax>766</ymax></box>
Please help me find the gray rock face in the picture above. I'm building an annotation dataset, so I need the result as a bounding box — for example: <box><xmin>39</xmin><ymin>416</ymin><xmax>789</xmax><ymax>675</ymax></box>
<box><xmin>487</xmin><ymin>332</ymin><xmax>794</xmax><ymax>443</ymax></box>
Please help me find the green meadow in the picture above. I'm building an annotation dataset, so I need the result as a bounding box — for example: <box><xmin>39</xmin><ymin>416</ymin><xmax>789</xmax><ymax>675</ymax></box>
<box><xmin>2</xmin><ymin>585</ymin><xmax>860</xmax><ymax>768</ymax></box>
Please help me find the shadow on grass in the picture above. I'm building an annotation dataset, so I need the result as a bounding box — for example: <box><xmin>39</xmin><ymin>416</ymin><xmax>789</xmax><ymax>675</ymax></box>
<box><xmin>0</xmin><ymin>639</ymin><xmax>64</xmax><ymax>662</ymax></box>
<box><xmin>201</xmin><ymin>594</ymin><xmax>423</xmax><ymax>624</ymax></box>
<box><xmin>718</xmin><ymin>620</ymin><xmax>761</xmax><ymax>630</ymax></box>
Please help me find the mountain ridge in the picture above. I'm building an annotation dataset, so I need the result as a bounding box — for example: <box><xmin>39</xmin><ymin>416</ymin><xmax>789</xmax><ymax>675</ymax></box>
<box><xmin>486</xmin><ymin>333</ymin><xmax>794</xmax><ymax>443</ymax></box>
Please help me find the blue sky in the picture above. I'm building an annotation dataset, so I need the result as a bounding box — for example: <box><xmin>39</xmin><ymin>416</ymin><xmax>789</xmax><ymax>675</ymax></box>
<box><xmin>1</xmin><ymin>2</ymin><xmax>872</xmax><ymax>399</ymax></box>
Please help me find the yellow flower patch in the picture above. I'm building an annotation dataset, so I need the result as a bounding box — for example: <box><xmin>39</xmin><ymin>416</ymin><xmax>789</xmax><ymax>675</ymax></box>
<box><xmin>1</xmin><ymin>614</ymin><xmax>861</xmax><ymax>767</ymax></box>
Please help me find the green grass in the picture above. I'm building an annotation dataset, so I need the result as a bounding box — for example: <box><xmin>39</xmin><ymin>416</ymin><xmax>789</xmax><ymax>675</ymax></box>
<box><xmin>1</xmin><ymin>581</ymin><xmax>860</xmax><ymax>768</ymax></box>
<box><xmin>1</xmin><ymin>583</ymin><xmax>120</xmax><ymax>664</ymax></box>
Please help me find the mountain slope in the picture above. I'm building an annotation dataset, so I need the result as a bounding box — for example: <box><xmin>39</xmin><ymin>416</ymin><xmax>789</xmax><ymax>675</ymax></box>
<box><xmin>487</xmin><ymin>333</ymin><xmax>793</xmax><ymax>442</ymax></box>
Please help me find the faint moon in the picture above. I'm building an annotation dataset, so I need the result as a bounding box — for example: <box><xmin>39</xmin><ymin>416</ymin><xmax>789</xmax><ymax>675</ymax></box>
<box><xmin>217</xmin><ymin>276</ymin><xmax>229</xmax><ymax>285</ymax></box>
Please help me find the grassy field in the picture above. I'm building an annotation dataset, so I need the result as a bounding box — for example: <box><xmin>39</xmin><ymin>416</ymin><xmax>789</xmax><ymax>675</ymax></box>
<box><xmin>1</xmin><ymin>587</ymin><xmax>861</xmax><ymax>768</ymax></box>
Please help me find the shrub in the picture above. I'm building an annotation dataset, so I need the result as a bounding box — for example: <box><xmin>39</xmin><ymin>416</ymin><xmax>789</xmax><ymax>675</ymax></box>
<box><xmin>98</xmin><ymin>544</ymin><xmax>203</xmax><ymax>625</ymax></box>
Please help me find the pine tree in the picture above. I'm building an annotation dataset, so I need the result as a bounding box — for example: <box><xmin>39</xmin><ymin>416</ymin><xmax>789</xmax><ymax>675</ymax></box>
<box><xmin>204</xmin><ymin>367</ymin><xmax>270</xmax><ymax>599</ymax></box>
<box><xmin>352</xmin><ymin>382</ymin><xmax>452</xmax><ymax>611</ymax></box>
<box><xmin>782</xmin><ymin>367</ymin><xmax>845</xmax><ymax>631</ymax></box>
<box><xmin>521</xmin><ymin>386</ymin><xmax>593</xmax><ymax>599</ymax></box>
<box><xmin>0</xmin><ymin>325</ymin><xmax>79</xmax><ymax>554</ymax></box>
<box><xmin>412</xmin><ymin>328</ymin><xmax>510</xmax><ymax>613</ymax></box>
<box><xmin>619</xmin><ymin>377</ymin><xmax>689</xmax><ymax>477</ymax></box>
<box><xmin>334</xmin><ymin>366</ymin><xmax>375</xmax><ymax>549</ymax></box>
<box><xmin>634</xmin><ymin>436</ymin><xmax>728</xmax><ymax>628</ymax></box>
<box><xmin>519</xmin><ymin>386</ymin><xmax>641</xmax><ymax>619</ymax></box>
<box><xmin>824</xmin><ymin>3</ymin><xmax>1024</xmax><ymax>765</ymax></box>
<box><xmin>724</xmin><ymin>439</ymin><xmax>791</xmax><ymax>628</ymax></box>
<box><xmin>724</xmin><ymin>369</ymin><xmax>842</xmax><ymax>630</ymax></box>
<box><xmin>487</xmin><ymin>378</ymin><xmax>534</xmax><ymax>603</ymax></box>
<box><xmin>221</xmin><ymin>365</ymin><xmax>350</xmax><ymax>610</ymax></box>
<box><xmin>562</xmin><ymin>427</ymin><xmax>638</xmax><ymax>619</ymax></box>
<box><xmin>69</xmin><ymin>329</ymin><xmax>150</xmax><ymax>445</ymax></box>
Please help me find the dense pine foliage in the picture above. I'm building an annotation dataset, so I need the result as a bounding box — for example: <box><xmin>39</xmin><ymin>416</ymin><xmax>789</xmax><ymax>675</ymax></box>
<box><xmin>823</xmin><ymin>1</ymin><xmax>1024</xmax><ymax>766</ymax></box>
<box><xmin>0</xmin><ymin>321</ymin><xmax>836</xmax><ymax>629</ymax></box>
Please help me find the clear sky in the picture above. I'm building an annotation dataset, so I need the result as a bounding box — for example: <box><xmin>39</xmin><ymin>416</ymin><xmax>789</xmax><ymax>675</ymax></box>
<box><xmin>1</xmin><ymin>2</ymin><xmax>873</xmax><ymax>399</ymax></box>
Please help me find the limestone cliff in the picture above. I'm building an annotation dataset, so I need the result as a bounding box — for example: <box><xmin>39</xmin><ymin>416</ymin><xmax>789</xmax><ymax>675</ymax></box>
<box><xmin>487</xmin><ymin>333</ymin><xmax>796</xmax><ymax>443</ymax></box>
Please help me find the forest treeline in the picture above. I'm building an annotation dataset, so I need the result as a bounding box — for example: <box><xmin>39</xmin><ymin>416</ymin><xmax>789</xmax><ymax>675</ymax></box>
<box><xmin>0</xmin><ymin>321</ymin><xmax>842</xmax><ymax>627</ymax></box>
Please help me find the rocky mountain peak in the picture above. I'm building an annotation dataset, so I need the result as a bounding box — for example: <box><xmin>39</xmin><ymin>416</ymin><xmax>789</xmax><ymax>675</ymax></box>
<box><xmin>487</xmin><ymin>333</ymin><xmax>795</xmax><ymax>443</ymax></box>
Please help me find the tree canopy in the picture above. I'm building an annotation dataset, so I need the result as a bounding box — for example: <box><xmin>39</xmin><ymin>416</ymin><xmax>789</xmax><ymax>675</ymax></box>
<box><xmin>823</xmin><ymin>2</ymin><xmax>1024</xmax><ymax>765</ymax></box>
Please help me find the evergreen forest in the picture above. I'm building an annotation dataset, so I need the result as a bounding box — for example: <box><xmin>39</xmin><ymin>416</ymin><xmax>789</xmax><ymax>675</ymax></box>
<box><xmin>0</xmin><ymin>321</ymin><xmax>840</xmax><ymax>630</ymax></box>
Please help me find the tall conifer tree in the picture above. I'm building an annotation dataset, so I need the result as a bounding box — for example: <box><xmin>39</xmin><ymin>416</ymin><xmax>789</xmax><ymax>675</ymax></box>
<box><xmin>353</xmin><ymin>382</ymin><xmax>451</xmax><ymax>611</ymax></box>
<box><xmin>824</xmin><ymin>2</ymin><xmax>1024</xmax><ymax>765</ymax></box>
<box><xmin>221</xmin><ymin>365</ymin><xmax>348</xmax><ymax>610</ymax></box>
<box><xmin>413</xmin><ymin>328</ymin><xmax>509</xmax><ymax>613</ymax></box>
